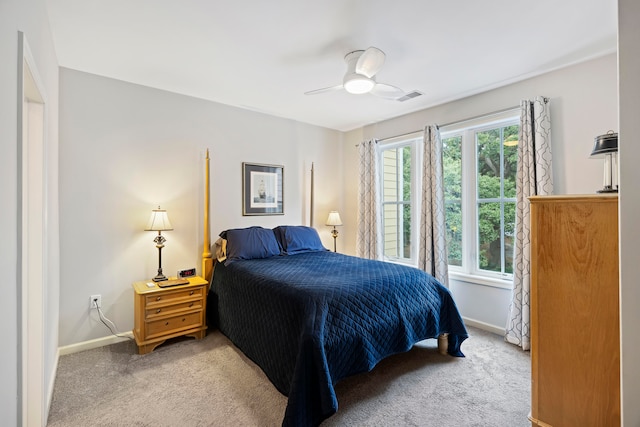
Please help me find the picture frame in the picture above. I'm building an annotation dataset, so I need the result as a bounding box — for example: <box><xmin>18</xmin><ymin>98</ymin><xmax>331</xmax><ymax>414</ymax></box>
<box><xmin>242</xmin><ymin>162</ymin><xmax>284</xmax><ymax>215</ymax></box>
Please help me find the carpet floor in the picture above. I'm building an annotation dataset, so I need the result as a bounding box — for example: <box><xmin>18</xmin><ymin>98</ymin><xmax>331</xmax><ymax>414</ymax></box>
<box><xmin>47</xmin><ymin>326</ymin><xmax>530</xmax><ymax>426</ymax></box>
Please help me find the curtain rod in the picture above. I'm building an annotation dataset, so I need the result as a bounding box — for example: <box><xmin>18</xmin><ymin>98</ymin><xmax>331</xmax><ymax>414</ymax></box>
<box><xmin>355</xmin><ymin>104</ymin><xmax>522</xmax><ymax>146</ymax></box>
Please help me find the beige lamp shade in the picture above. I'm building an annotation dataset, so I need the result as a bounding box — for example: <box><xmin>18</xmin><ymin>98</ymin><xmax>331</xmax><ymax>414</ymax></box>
<box><xmin>326</xmin><ymin>211</ymin><xmax>342</xmax><ymax>226</ymax></box>
<box><xmin>145</xmin><ymin>206</ymin><xmax>173</xmax><ymax>231</ymax></box>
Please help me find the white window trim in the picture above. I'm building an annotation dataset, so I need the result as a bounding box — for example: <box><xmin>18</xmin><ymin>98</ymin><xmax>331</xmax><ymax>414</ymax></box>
<box><xmin>441</xmin><ymin>109</ymin><xmax>519</xmax><ymax>288</ymax></box>
<box><xmin>449</xmin><ymin>270</ymin><xmax>513</xmax><ymax>290</ymax></box>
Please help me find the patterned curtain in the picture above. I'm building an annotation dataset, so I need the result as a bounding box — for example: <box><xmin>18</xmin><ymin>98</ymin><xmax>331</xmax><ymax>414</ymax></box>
<box><xmin>505</xmin><ymin>97</ymin><xmax>553</xmax><ymax>350</ymax></box>
<box><xmin>418</xmin><ymin>125</ymin><xmax>449</xmax><ymax>286</ymax></box>
<box><xmin>357</xmin><ymin>139</ymin><xmax>381</xmax><ymax>260</ymax></box>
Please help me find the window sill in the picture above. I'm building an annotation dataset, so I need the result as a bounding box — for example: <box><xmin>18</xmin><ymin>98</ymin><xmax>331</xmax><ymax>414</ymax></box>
<box><xmin>382</xmin><ymin>257</ymin><xmax>417</xmax><ymax>268</ymax></box>
<box><xmin>449</xmin><ymin>271</ymin><xmax>513</xmax><ymax>290</ymax></box>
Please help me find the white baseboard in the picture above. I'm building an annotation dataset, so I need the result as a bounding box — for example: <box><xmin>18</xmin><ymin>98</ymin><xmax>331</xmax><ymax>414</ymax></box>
<box><xmin>462</xmin><ymin>317</ymin><xmax>506</xmax><ymax>336</ymax></box>
<box><xmin>58</xmin><ymin>332</ymin><xmax>134</xmax><ymax>356</ymax></box>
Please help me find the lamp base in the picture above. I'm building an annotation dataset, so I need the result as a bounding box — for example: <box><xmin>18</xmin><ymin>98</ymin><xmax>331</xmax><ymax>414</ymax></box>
<box><xmin>597</xmin><ymin>186</ymin><xmax>618</xmax><ymax>194</ymax></box>
<box><xmin>152</xmin><ymin>239</ymin><xmax>168</xmax><ymax>282</ymax></box>
<box><xmin>330</xmin><ymin>227</ymin><xmax>339</xmax><ymax>252</ymax></box>
<box><xmin>152</xmin><ymin>273</ymin><xmax>168</xmax><ymax>282</ymax></box>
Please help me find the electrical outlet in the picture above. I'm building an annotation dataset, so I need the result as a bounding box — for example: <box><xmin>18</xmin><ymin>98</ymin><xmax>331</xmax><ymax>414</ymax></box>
<box><xmin>90</xmin><ymin>294</ymin><xmax>102</xmax><ymax>310</ymax></box>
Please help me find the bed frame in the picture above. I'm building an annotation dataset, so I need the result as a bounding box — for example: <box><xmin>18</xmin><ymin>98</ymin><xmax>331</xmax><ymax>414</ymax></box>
<box><xmin>200</xmin><ymin>151</ymin><xmax>450</xmax><ymax>356</ymax></box>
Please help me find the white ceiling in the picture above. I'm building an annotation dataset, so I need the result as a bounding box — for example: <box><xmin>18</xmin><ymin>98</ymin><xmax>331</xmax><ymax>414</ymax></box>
<box><xmin>45</xmin><ymin>0</ymin><xmax>617</xmax><ymax>132</ymax></box>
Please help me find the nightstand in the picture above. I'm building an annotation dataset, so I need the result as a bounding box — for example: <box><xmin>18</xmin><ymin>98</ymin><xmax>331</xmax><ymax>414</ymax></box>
<box><xmin>132</xmin><ymin>276</ymin><xmax>208</xmax><ymax>354</ymax></box>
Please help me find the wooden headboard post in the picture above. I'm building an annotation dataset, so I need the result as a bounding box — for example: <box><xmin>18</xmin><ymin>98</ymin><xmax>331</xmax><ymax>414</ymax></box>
<box><xmin>202</xmin><ymin>149</ymin><xmax>213</xmax><ymax>284</ymax></box>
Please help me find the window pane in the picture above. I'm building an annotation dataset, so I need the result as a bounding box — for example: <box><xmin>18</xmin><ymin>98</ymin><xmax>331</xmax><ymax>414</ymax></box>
<box><xmin>443</xmin><ymin>135</ymin><xmax>462</xmax><ymax>266</ymax></box>
<box><xmin>403</xmin><ymin>203</ymin><xmax>411</xmax><ymax>258</ymax></box>
<box><xmin>477</xmin><ymin>201</ymin><xmax>502</xmax><ymax>272</ymax></box>
<box><xmin>383</xmin><ymin>203</ymin><xmax>399</xmax><ymax>258</ymax></box>
<box><xmin>402</xmin><ymin>146</ymin><xmax>411</xmax><ymax>202</ymax></box>
<box><xmin>503</xmin><ymin>125</ymin><xmax>518</xmax><ymax>198</ymax></box>
<box><xmin>383</xmin><ymin>203</ymin><xmax>410</xmax><ymax>259</ymax></box>
<box><xmin>381</xmin><ymin>143</ymin><xmax>414</xmax><ymax>262</ymax></box>
<box><xmin>477</xmin><ymin>129</ymin><xmax>501</xmax><ymax>199</ymax></box>
<box><xmin>382</xmin><ymin>149</ymin><xmax>398</xmax><ymax>202</ymax></box>
<box><xmin>504</xmin><ymin>202</ymin><xmax>516</xmax><ymax>274</ymax></box>
<box><xmin>443</xmin><ymin>135</ymin><xmax>462</xmax><ymax>200</ymax></box>
<box><xmin>446</xmin><ymin>201</ymin><xmax>462</xmax><ymax>266</ymax></box>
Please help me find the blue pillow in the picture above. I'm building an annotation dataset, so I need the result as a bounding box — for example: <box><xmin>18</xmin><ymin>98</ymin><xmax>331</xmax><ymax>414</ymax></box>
<box><xmin>273</xmin><ymin>226</ymin><xmax>326</xmax><ymax>255</ymax></box>
<box><xmin>221</xmin><ymin>226</ymin><xmax>281</xmax><ymax>264</ymax></box>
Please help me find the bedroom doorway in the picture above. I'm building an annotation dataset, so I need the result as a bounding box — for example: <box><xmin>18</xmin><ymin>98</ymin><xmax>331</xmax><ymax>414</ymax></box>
<box><xmin>18</xmin><ymin>31</ymin><xmax>47</xmax><ymax>427</ymax></box>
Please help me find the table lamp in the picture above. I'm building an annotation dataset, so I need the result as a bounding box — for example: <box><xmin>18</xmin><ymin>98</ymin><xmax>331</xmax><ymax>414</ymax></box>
<box><xmin>145</xmin><ymin>206</ymin><xmax>173</xmax><ymax>282</ymax></box>
<box><xmin>326</xmin><ymin>211</ymin><xmax>342</xmax><ymax>252</ymax></box>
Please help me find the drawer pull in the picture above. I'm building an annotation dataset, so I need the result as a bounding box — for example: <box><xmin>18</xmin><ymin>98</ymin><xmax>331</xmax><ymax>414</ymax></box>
<box><xmin>189</xmin><ymin>290</ymin><xmax>195</xmax><ymax>296</ymax></box>
<box><xmin>182</xmin><ymin>318</ymin><xmax>186</xmax><ymax>322</ymax></box>
<box><xmin>189</xmin><ymin>303</ymin><xmax>194</xmax><ymax>308</ymax></box>
<box><xmin>165</xmin><ymin>321</ymin><xmax>169</xmax><ymax>326</ymax></box>
<box><xmin>156</xmin><ymin>309</ymin><xmax>161</xmax><ymax>314</ymax></box>
<box><xmin>156</xmin><ymin>296</ymin><xmax>162</xmax><ymax>301</ymax></box>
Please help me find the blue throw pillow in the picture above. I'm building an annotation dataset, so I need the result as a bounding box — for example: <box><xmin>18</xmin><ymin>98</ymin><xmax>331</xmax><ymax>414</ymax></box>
<box><xmin>221</xmin><ymin>226</ymin><xmax>281</xmax><ymax>264</ymax></box>
<box><xmin>273</xmin><ymin>225</ymin><xmax>326</xmax><ymax>255</ymax></box>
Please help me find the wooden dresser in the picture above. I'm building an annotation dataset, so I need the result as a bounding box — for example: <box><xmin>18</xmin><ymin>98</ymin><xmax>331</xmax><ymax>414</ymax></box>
<box><xmin>132</xmin><ymin>276</ymin><xmax>208</xmax><ymax>354</ymax></box>
<box><xmin>529</xmin><ymin>195</ymin><xmax>620</xmax><ymax>426</ymax></box>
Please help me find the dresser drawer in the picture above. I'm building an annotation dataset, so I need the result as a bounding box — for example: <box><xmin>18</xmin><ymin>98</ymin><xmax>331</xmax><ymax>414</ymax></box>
<box><xmin>145</xmin><ymin>299</ymin><xmax>203</xmax><ymax>319</ymax></box>
<box><xmin>146</xmin><ymin>311</ymin><xmax>203</xmax><ymax>339</ymax></box>
<box><xmin>145</xmin><ymin>287</ymin><xmax>204</xmax><ymax>307</ymax></box>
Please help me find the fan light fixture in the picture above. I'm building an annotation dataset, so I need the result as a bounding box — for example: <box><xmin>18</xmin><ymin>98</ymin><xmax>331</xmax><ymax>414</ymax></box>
<box><xmin>305</xmin><ymin>47</ymin><xmax>411</xmax><ymax>101</ymax></box>
<box><xmin>343</xmin><ymin>74</ymin><xmax>375</xmax><ymax>94</ymax></box>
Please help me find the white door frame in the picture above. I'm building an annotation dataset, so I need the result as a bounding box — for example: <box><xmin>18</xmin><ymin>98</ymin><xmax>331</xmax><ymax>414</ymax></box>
<box><xmin>18</xmin><ymin>31</ymin><xmax>47</xmax><ymax>427</ymax></box>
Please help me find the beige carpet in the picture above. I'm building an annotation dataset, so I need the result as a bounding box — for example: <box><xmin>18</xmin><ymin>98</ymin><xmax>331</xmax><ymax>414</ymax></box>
<box><xmin>47</xmin><ymin>326</ymin><xmax>530</xmax><ymax>426</ymax></box>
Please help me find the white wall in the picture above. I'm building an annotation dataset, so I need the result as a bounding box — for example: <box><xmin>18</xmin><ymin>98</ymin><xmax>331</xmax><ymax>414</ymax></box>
<box><xmin>618</xmin><ymin>0</ymin><xmax>640</xmax><ymax>424</ymax></box>
<box><xmin>0</xmin><ymin>0</ymin><xmax>60</xmax><ymax>424</ymax></box>
<box><xmin>343</xmin><ymin>54</ymin><xmax>619</xmax><ymax>331</ymax></box>
<box><xmin>58</xmin><ymin>68</ymin><xmax>343</xmax><ymax>346</ymax></box>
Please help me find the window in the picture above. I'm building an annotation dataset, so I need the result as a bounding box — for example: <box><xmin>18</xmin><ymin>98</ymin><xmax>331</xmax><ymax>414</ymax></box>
<box><xmin>441</xmin><ymin>112</ymin><xmax>519</xmax><ymax>283</ymax></box>
<box><xmin>379</xmin><ymin>134</ymin><xmax>420</xmax><ymax>264</ymax></box>
<box><xmin>376</xmin><ymin>113</ymin><xmax>518</xmax><ymax>286</ymax></box>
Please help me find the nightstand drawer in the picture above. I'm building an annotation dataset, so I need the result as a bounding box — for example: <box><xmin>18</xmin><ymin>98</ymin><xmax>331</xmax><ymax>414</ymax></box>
<box><xmin>145</xmin><ymin>287</ymin><xmax>204</xmax><ymax>307</ymax></box>
<box><xmin>145</xmin><ymin>300</ymin><xmax>203</xmax><ymax>319</ymax></box>
<box><xmin>146</xmin><ymin>311</ymin><xmax>203</xmax><ymax>339</ymax></box>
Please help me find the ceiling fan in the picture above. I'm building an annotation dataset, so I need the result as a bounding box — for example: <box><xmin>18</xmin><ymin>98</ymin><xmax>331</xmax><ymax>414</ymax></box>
<box><xmin>305</xmin><ymin>47</ymin><xmax>417</xmax><ymax>101</ymax></box>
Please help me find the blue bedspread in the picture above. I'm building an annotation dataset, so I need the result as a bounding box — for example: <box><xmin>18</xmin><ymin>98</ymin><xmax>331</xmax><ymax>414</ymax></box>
<box><xmin>209</xmin><ymin>251</ymin><xmax>467</xmax><ymax>426</ymax></box>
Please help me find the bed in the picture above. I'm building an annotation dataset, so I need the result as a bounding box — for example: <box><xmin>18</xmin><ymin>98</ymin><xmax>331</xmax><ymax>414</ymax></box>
<box><xmin>200</xmin><ymin>153</ymin><xmax>468</xmax><ymax>427</ymax></box>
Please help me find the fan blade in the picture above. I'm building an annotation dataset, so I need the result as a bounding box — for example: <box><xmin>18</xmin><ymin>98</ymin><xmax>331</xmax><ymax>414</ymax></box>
<box><xmin>370</xmin><ymin>83</ymin><xmax>406</xmax><ymax>100</ymax></box>
<box><xmin>355</xmin><ymin>47</ymin><xmax>385</xmax><ymax>78</ymax></box>
<box><xmin>304</xmin><ymin>84</ymin><xmax>343</xmax><ymax>95</ymax></box>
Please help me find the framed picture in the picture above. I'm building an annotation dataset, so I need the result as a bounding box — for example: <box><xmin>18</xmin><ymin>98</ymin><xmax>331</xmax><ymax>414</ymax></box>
<box><xmin>242</xmin><ymin>162</ymin><xmax>284</xmax><ymax>215</ymax></box>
